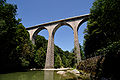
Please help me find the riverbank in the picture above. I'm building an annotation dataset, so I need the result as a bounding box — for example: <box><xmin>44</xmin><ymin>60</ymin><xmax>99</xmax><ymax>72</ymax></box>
<box><xmin>56</xmin><ymin>69</ymin><xmax>91</xmax><ymax>80</ymax></box>
<box><xmin>41</xmin><ymin>68</ymin><xmax>72</xmax><ymax>71</ymax></box>
<box><xmin>29</xmin><ymin>68</ymin><xmax>72</xmax><ymax>71</ymax></box>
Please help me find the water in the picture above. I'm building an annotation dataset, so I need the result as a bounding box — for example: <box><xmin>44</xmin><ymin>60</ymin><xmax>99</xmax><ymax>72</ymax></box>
<box><xmin>0</xmin><ymin>70</ymin><xmax>77</xmax><ymax>80</ymax></box>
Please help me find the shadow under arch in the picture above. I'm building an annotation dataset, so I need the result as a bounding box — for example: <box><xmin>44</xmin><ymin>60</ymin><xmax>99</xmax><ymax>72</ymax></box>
<box><xmin>52</xmin><ymin>22</ymin><xmax>73</xmax><ymax>36</ymax></box>
<box><xmin>77</xmin><ymin>17</ymin><xmax>89</xmax><ymax>31</ymax></box>
<box><xmin>32</xmin><ymin>27</ymin><xmax>48</xmax><ymax>44</ymax></box>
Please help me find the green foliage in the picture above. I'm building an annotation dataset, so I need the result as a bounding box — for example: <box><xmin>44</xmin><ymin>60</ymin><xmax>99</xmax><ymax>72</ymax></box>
<box><xmin>0</xmin><ymin>0</ymin><xmax>76</xmax><ymax>72</ymax></box>
<box><xmin>80</xmin><ymin>44</ymin><xmax>86</xmax><ymax>60</ymax></box>
<box><xmin>83</xmin><ymin>0</ymin><xmax>120</xmax><ymax>79</ymax></box>
<box><xmin>35</xmin><ymin>35</ymin><xmax>47</xmax><ymax>50</ymax></box>
<box><xmin>94</xmin><ymin>41</ymin><xmax>120</xmax><ymax>80</ymax></box>
<box><xmin>20</xmin><ymin>58</ymin><xmax>30</xmax><ymax>67</ymax></box>
<box><xmin>61</xmin><ymin>51</ymin><xmax>76</xmax><ymax>68</ymax></box>
<box><xmin>84</xmin><ymin>0</ymin><xmax>120</xmax><ymax>58</ymax></box>
<box><xmin>96</xmin><ymin>41</ymin><xmax>120</xmax><ymax>56</ymax></box>
<box><xmin>0</xmin><ymin>0</ymin><xmax>6</xmax><ymax>5</ymax></box>
<box><xmin>54</xmin><ymin>45</ymin><xmax>64</xmax><ymax>68</ymax></box>
<box><xmin>54</xmin><ymin>54</ymin><xmax>63</xmax><ymax>68</ymax></box>
<box><xmin>34</xmin><ymin>47</ymin><xmax>46</xmax><ymax>68</ymax></box>
<box><xmin>0</xmin><ymin>1</ymin><xmax>19</xmax><ymax>70</ymax></box>
<box><xmin>0</xmin><ymin>1</ymin><xmax>35</xmax><ymax>72</ymax></box>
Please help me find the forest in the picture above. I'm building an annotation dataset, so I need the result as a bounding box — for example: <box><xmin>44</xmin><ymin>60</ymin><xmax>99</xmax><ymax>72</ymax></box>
<box><xmin>83</xmin><ymin>0</ymin><xmax>120</xmax><ymax>79</ymax></box>
<box><xmin>0</xmin><ymin>0</ymin><xmax>120</xmax><ymax>79</ymax></box>
<box><xmin>0</xmin><ymin>0</ymin><xmax>83</xmax><ymax>72</ymax></box>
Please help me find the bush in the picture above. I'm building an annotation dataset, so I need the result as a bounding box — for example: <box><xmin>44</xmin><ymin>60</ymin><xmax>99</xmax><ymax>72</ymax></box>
<box><xmin>94</xmin><ymin>41</ymin><xmax>120</xmax><ymax>80</ymax></box>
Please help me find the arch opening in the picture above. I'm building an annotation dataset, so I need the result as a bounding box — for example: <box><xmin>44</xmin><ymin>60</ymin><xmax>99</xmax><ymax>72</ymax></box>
<box><xmin>53</xmin><ymin>24</ymin><xmax>76</xmax><ymax>68</ymax></box>
<box><xmin>54</xmin><ymin>24</ymin><xmax>74</xmax><ymax>52</ymax></box>
<box><xmin>52</xmin><ymin>22</ymin><xmax>73</xmax><ymax>37</ymax></box>
<box><xmin>34</xmin><ymin>27</ymin><xmax>49</xmax><ymax>50</ymax></box>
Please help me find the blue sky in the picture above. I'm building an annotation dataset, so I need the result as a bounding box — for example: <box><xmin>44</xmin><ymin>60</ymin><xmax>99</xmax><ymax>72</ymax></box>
<box><xmin>7</xmin><ymin>0</ymin><xmax>95</xmax><ymax>51</ymax></box>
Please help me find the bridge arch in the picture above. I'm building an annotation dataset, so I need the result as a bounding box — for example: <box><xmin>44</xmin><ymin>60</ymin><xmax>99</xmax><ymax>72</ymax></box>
<box><xmin>26</xmin><ymin>14</ymin><xmax>90</xmax><ymax>69</ymax></box>
<box><xmin>32</xmin><ymin>27</ymin><xmax>48</xmax><ymax>44</ymax></box>
<box><xmin>52</xmin><ymin>22</ymin><xmax>73</xmax><ymax>36</ymax></box>
<box><xmin>77</xmin><ymin>17</ymin><xmax>89</xmax><ymax>31</ymax></box>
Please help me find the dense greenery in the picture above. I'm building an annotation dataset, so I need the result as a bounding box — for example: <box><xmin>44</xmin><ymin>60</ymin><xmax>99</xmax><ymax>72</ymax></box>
<box><xmin>94</xmin><ymin>41</ymin><xmax>120</xmax><ymax>80</ymax></box>
<box><xmin>0</xmin><ymin>0</ymin><xmax>76</xmax><ymax>73</ymax></box>
<box><xmin>84</xmin><ymin>0</ymin><xmax>120</xmax><ymax>58</ymax></box>
<box><xmin>83</xmin><ymin>0</ymin><xmax>120</xmax><ymax>79</ymax></box>
<box><xmin>0</xmin><ymin>0</ymin><xmax>34</xmax><ymax>72</ymax></box>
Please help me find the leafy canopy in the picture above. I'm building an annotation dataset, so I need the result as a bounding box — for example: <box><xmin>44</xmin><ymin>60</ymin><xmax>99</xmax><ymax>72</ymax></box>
<box><xmin>84</xmin><ymin>0</ymin><xmax>120</xmax><ymax>57</ymax></box>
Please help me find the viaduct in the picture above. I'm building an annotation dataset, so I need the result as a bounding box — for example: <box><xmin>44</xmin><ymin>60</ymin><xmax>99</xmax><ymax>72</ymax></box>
<box><xmin>26</xmin><ymin>14</ymin><xmax>90</xmax><ymax>69</ymax></box>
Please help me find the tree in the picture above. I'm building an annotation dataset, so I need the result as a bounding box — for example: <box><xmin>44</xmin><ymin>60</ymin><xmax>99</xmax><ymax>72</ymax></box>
<box><xmin>0</xmin><ymin>0</ymin><xmax>6</xmax><ymax>5</ymax></box>
<box><xmin>14</xmin><ymin>24</ymin><xmax>35</xmax><ymax>68</ymax></box>
<box><xmin>94</xmin><ymin>41</ymin><xmax>120</xmax><ymax>80</ymax></box>
<box><xmin>84</xmin><ymin>0</ymin><xmax>120</xmax><ymax>58</ymax></box>
<box><xmin>0</xmin><ymin>1</ymin><xmax>19</xmax><ymax>71</ymax></box>
<box><xmin>0</xmin><ymin>0</ymin><xmax>76</xmax><ymax>72</ymax></box>
<box><xmin>34</xmin><ymin>47</ymin><xmax>46</xmax><ymax>68</ymax></box>
<box><xmin>0</xmin><ymin>1</ymin><xmax>35</xmax><ymax>72</ymax></box>
<box><xmin>35</xmin><ymin>35</ymin><xmax>48</xmax><ymax>50</ymax></box>
<box><xmin>83</xmin><ymin>0</ymin><xmax>120</xmax><ymax>79</ymax></box>
<box><xmin>54</xmin><ymin>54</ymin><xmax>63</xmax><ymax>68</ymax></box>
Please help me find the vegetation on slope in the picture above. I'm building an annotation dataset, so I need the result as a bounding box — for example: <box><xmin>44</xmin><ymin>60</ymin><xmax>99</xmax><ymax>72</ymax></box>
<box><xmin>0</xmin><ymin>0</ymin><xmax>76</xmax><ymax>73</ymax></box>
<box><xmin>84</xmin><ymin>0</ymin><xmax>120</xmax><ymax>58</ymax></box>
<box><xmin>82</xmin><ymin>0</ymin><xmax>120</xmax><ymax>79</ymax></box>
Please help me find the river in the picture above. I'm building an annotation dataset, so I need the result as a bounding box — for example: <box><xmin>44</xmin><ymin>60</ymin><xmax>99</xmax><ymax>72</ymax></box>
<box><xmin>0</xmin><ymin>70</ymin><xmax>78</xmax><ymax>80</ymax></box>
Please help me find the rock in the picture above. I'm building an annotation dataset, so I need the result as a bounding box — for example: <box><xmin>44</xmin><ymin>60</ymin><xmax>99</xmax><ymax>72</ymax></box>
<box><xmin>68</xmin><ymin>69</ymin><xmax>80</xmax><ymax>74</ymax></box>
<box><xmin>30</xmin><ymin>68</ymin><xmax>36</xmax><ymax>71</ymax></box>
<box><xmin>57</xmin><ymin>71</ymin><xmax>66</xmax><ymax>75</ymax></box>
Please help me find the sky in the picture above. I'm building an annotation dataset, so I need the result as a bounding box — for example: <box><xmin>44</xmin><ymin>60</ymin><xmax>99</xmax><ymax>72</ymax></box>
<box><xmin>7</xmin><ymin>0</ymin><xmax>95</xmax><ymax>52</ymax></box>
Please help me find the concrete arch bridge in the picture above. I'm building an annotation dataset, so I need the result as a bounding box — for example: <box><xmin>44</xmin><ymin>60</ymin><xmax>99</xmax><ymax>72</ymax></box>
<box><xmin>26</xmin><ymin>14</ymin><xmax>90</xmax><ymax>69</ymax></box>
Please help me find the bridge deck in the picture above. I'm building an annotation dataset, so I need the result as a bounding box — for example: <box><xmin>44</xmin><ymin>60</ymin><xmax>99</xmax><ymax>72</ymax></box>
<box><xmin>26</xmin><ymin>14</ymin><xmax>90</xmax><ymax>30</ymax></box>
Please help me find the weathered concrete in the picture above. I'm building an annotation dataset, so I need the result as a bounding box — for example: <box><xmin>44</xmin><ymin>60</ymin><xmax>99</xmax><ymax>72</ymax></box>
<box><xmin>26</xmin><ymin>14</ymin><xmax>90</xmax><ymax>69</ymax></box>
<box><xmin>45</xmin><ymin>25</ymin><xmax>56</xmax><ymax>69</ymax></box>
<box><xmin>68</xmin><ymin>20</ymin><xmax>83</xmax><ymax>63</ymax></box>
<box><xmin>27</xmin><ymin>28</ymin><xmax>38</xmax><ymax>44</ymax></box>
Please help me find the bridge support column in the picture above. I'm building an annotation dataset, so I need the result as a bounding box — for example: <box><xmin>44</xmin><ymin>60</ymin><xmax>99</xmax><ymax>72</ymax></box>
<box><xmin>73</xmin><ymin>28</ymin><xmax>81</xmax><ymax>64</ymax></box>
<box><xmin>69</xmin><ymin>21</ymin><xmax>82</xmax><ymax>65</ymax></box>
<box><xmin>45</xmin><ymin>27</ymin><xmax>54</xmax><ymax>69</ymax></box>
